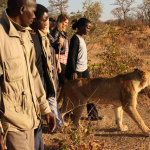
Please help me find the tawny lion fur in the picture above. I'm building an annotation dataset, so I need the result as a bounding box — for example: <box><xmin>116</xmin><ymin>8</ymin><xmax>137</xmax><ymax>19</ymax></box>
<box><xmin>58</xmin><ymin>69</ymin><xmax>150</xmax><ymax>136</ymax></box>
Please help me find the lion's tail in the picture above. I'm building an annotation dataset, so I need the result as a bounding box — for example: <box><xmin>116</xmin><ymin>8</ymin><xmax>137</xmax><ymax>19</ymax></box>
<box><xmin>57</xmin><ymin>79</ymin><xmax>68</xmax><ymax>107</ymax></box>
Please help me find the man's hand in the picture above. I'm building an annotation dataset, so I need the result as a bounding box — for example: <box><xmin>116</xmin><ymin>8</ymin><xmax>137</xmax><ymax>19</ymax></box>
<box><xmin>58</xmin><ymin>63</ymin><xmax>62</xmax><ymax>74</ymax></box>
<box><xmin>55</xmin><ymin>55</ymin><xmax>61</xmax><ymax>74</ymax></box>
<box><xmin>0</xmin><ymin>134</ymin><xmax>7</xmax><ymax>150</ymax></box>
<box><xmin>45</xmin><ymin>112</ymin><xmax>56</xmax><ymax>132</ymax></box>
<box><xmin>51</xmin><ymin>65</ymin><xmax>54</xmax><ymax>71</ymax></box>
<box><xmin>57</xmin><ymin>61</ymin><xmax>61</xmax><ymax>74</ymax></box>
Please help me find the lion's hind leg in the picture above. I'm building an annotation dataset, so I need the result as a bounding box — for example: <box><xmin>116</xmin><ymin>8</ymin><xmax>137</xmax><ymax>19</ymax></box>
<box><xmin>72</xmin><ymin>104</ymin><xmax>86</xmax><ymax>128</ymax></box>
<box><xmin>60</xmin><ymin>95</ymin><xmax>75</xmax><ymax>127</ymax></box>
<box><xmin>115</xmin><ymin>106</ymin><xmax>128</xmax><ymax>132</ymax></box>
<box><xmin>123</xmin><ymin>105</ymin><xmax>150</xmax><ymax>136</ymax></box>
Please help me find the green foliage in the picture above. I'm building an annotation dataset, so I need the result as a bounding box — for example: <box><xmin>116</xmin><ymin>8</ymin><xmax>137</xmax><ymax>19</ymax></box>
<box><xmin>87</xmin><ymin>24</ymin><xmax>142</xmax><ymax>78</ymax></box>
<box><xmin>69</xmin><ymin>0</ymin><xmax>102</xmax><ymax>22</ymax></box>
<box><xmin>0</xmin><ymin>0</ymin><xmax>7</xmax><ymax>7</ymax></box>
<box><xmin>100</xmin><ymin>45</ymin><xmax>139</xmax><ymax>77</ymax></box>
<box><xmin>68</xmin><ymin>0</ymin><xmax>102</xmax><ymax>42</ymax></box>
<box><xmin>112</xmin><ymin>0</ymin><xmax>135</xmax><ymax>22</ymax></box>
<box><xmin>89</xmin><ymin>41</ymin><xmax>140</xmax><ymax>78</ymax></box>
<box><xmin>51</xmin><ymin>120</ymin><xmax>105</xmax><ymax>150</ymax></box>
<box><xmin>48</xmin><ymin>0</ymin><xmax>69</xmax><ymax>16</ymax></box>
<box><xmin>82</xmin><ymin>0</ymin><xmax>102</xmax><ymax>22</ymax></box>
<box><xmin>82</xmin><ymin>0</ymin><xmax>102</xmax><ymax>45</ymax></box>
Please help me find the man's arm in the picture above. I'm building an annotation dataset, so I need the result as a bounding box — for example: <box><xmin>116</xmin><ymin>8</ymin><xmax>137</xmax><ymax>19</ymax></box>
<box><xmin>29</xmin><ymin>43</ymin><xmax>51</xmax><ymax>115</ymax></box>
<box><xmin>68</xmin><ymin>35</ymin><xmax>80</xmax><ymax>79</ymax></box>
<box><xmin>29</xmin><ymin>42</ymin><xmax>56</xmax><ymax>131</ymax></box>
<box><xmin>0</xmin><ymin>61</ymin><xmax>6</xmax><ymax>149</ymax></box>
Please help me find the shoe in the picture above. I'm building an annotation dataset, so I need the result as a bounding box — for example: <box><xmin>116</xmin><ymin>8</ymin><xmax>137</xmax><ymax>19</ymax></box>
<box><xmin>98</xmin><ymin>116</ymin><xmax>104</xmax><ymax>120</ymax></box>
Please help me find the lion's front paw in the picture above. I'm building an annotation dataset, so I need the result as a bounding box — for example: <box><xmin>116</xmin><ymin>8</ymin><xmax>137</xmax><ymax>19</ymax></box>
<box><xmin>117</xmin><ymin>125</ymin><xmax>128</xmax><ymax>132</ymax></box>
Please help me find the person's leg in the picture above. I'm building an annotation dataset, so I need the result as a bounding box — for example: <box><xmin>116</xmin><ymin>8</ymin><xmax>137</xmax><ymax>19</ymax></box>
<box><xmin>77</xmin><ymin>69</ymin><xmax>100</xmax><ymax>121</ymax></box>
<box><xmin>82</xmin><ymin>69</ymin><xmax>90</xmax><ymax>78</ymax></box>
<box><xmin>58</xmin><ymin>63</ymin><xmax>66</xmax><ymax>87</ymax></box>
<box><xmin>48</xmin><ymin>97</ymin><xmax>63</xmax><ymax>131</ymax></box>
<box><xmin>6</xmin><ymin>130</ymin><xmax>34</xmax><ymax>150</ymax></box>
<box><xmin>34</xmin><ymin>125</ymin><xmax>44</xmax><ymax>150</ymax></box>
<box><xmin>76</xmin><ymin>71</ymin><xmax>83</xmax><ymax>78</ymax></box>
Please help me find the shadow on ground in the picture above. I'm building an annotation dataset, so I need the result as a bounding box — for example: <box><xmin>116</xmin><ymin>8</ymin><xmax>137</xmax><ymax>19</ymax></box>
<box><xmin>44</xmin><ymin>145</ymin><xmax>59</xmax><ymax>150</ymax></box>
<box><xmin>94</xmin><ymin>128</ymin><xmax>146</xmax><ymax>137</ymax></box>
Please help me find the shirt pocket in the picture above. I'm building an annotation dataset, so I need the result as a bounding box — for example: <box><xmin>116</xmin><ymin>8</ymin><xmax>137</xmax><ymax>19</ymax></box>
<box><xmin>4</xmin><ymin>57</ymin><xmax>23</xmax><ymax>82</ymax></box>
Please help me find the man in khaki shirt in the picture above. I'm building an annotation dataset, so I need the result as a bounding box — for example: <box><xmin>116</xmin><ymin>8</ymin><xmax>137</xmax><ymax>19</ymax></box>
<box><xmin>0</xmin><ymin>0</ymin><xmax>56</xmax><ymax>149</ymax></box>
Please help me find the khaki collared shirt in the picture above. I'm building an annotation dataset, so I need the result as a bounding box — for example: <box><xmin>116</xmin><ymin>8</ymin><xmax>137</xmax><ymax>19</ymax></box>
<box><xmin>0</xmin><ymin>10</ymin><xmax>51</xmax><ymax>132</ymax></box>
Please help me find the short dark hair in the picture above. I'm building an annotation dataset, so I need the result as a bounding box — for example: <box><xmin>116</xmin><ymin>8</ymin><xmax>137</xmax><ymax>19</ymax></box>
<box><xmin>7</xmin><ymin>0</ymin><xmax>26</xmax><ymax>10</ymax></box>
<box><xmin>72</xmin><ymin>18</ymin><xmax>91</xmax><ymax>30</ymax></box>
<box><xmin>49</xmin><ymin>17</ymin><xmax>56</xmax><ymax>22</ymax></box>
<box><xmin>34</xmin><ymin>4</ymin><xmax>48</xmax><ymax>20</ymax></box>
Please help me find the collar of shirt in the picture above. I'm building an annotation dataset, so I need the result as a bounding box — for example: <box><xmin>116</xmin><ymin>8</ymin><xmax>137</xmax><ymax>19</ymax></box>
<box><xmin>38</xmin><ymin>30</ymin><xmax>47</xmax><ymax>37</ymax></box>
<box><xmin>2</xmin><ymin>9</ymin><xmax>31</xmax><ymax>37</ymax></box>
<box><xmin>38</xmin><ymin>30</ymin><xmax>50</xmax><ymax>45</ymax></box>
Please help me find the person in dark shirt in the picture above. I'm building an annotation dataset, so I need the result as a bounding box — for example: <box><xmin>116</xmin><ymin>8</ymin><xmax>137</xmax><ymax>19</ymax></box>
<box><xmin>30</xmin><ymin>4</ymin><xmax>63</xmax><ymax>150</ymax></box>
<box><xmin>31</xmin><ymin>32</ymin><xmax>44</xmax><ymax>78</ymax></box>
<box><xmin>49</xmin><ymin>17</ymin><xmax>56</xmax><ymax>31</ymax></box>
<box><xmin>51</xmin><ymin>14</ymin><xmax>69</xmax><ymax>88</ymax></box>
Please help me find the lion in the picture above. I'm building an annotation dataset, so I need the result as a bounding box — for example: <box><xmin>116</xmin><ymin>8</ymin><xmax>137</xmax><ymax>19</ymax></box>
<box><xmin>58</xmin><ymin>69</ymin><xmax>150</xmax><ymax>136</ymax></box>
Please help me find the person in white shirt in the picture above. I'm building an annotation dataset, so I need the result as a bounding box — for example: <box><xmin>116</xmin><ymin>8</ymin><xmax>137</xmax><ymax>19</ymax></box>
<box><xmin>66</xmin><ymin>18</ymin><xmax>103</xmax><ymax>121</ymax></box>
